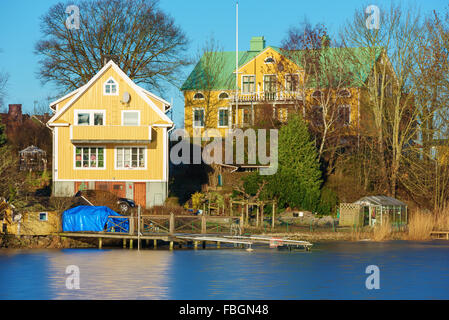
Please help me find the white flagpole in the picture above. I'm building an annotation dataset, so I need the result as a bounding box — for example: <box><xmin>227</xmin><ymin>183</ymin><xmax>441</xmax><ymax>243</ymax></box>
<box><xmin>235</xmin><ymin>1</ymin><xmax>239</xmax><ymax>127</ymax></box>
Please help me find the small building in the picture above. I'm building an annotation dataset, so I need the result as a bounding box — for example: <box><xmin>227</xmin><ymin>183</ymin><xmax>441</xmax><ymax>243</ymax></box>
<box><xmin>339</xmin><ymin>195</ymin><xmax>408</xmax><ymax>228</ymax></box>
<box><xmin>19</xmin><ymin>145</ymin><xmax>47</xmax><ymax>171</ymax></box>
<box><xmin>2</xmin><ymin>211</ymin><xmax>60</xmax><ymax>236</ymax></box>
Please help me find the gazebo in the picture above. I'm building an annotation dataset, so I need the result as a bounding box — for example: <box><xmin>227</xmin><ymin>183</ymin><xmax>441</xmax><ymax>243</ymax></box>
<box><xmin>19</xmin><ymin>145</ymin><xmax>47</xmax><ymax>172</ymax></box>
<box><xmin>353</xmin><ymin>195</ymin><xmax>408</xmax><ymax>227</ymax></box>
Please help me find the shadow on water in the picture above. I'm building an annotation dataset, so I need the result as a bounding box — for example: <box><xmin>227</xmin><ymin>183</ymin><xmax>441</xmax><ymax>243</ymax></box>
<box><xmin>1</xmin><ymin>241</ymin><xmax>449</xmax><ymax>299</ymax></box>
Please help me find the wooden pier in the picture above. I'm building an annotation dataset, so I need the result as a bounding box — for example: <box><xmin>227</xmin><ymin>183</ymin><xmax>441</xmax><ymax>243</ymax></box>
<box><xmin>430</xmin><ymin>231</ymin><xmax>449</xmax><ymax>240</ymax></box>
<box><xmin>58</xmin><ymin>213</ymin><xmax>312</xmax><ymax>251</ymax></box>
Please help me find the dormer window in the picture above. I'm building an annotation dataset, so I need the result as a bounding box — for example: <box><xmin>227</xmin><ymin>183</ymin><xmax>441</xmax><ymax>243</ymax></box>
<box><xmin>338</xmin><ymin>89</ymin><xmax>351</xmax><ymax>98</ymax></box>
<box><xmin>312</xmin><ymin>90</ymin><xmax>323</xmax><ymax>99</ymax></box>
<box><xmin>193</xmin><ymin>92</ymin><xmax>204</xmax><ymax>100</ymax></box>
<box><xmin>264</xmin><ymin>57</ymin><xmax>275</xmax><ymax>64</ymax></box>
<box><xmin>104</xmin><ymin>77</ymin><xmax>118</xmax><ymax>95</ymax></box>
<box><xmin>218</xmin><ymin>92</ymin><xmax>229</xmax><ymax>100</ymax></box>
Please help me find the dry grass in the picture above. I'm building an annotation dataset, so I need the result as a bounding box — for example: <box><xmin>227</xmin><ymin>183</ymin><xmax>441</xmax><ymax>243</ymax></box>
<box><xmin>407</xmin><ymin>208</ymin><xmax>449</xmax><ymax>240</ymax></box>
<box><xmin>372</xmin><ymin>218</ymin><xmax>392</xmax><ymax>241</ymax></box>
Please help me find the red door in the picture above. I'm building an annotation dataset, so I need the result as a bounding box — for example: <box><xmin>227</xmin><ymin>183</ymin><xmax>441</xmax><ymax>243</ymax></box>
<box><xmin>134</xmin><ymin>183</ymin><xmax>146</xmax><ymax>208</ymax></box>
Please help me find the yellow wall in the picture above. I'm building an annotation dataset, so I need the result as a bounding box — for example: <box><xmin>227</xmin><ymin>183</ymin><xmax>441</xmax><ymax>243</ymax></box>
<box><xmin>54</xmin><ymin>66</ymin><xmax>166</xmax><ymax>181</ymax></box>
<box><xmin>183</xmin><ymin>47</ymin><xmax>363</xmax><ymax>137</ymax></box>
<box><xmin>7</xmin><ymin>212</ymin><xmax>60</xmax><ymax>236</ymax></box>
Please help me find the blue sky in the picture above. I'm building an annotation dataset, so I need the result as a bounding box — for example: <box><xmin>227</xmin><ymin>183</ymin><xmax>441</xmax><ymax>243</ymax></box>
<box><xmin>0</xmin><ymin>0</ymin><xmax>447</xmax><ymax>128</ymax></box>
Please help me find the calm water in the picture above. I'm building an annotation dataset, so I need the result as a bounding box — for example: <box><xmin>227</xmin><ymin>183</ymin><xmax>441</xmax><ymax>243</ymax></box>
<box><xmin>0</xmin><ymin>241</ymin><xmax>449</xmax><ymax>299</ymax></box>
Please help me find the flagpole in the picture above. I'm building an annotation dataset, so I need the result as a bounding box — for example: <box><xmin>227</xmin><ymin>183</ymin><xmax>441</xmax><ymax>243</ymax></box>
<box><xmin>235</xmin><ymin>0</ymin><xmax>239</xmax><ymax>127</ymax></box>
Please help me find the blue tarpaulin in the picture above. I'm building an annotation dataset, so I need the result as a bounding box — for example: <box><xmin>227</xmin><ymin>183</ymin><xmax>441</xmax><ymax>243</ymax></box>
<box><xmin>62</xmin><ymin>206</ymin><xmax>129</xmax><ymax>232</ymax></box>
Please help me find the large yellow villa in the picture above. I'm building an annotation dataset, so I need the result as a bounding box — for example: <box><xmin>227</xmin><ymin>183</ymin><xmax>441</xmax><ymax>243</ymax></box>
<box><xmin>47</xmin><ymin>60</ymin><xmax>173</xmax><ymax>208</ymax></box>
<box><xmin>181</xmin><ymin>36</ymin><xmax>390</xmax><ymax>138</ymax></box>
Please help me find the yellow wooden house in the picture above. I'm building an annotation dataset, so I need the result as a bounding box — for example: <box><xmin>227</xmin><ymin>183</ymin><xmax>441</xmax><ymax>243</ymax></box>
<box><xmin>181</xmin><ymin>36</ymin><xmax>389</xmax><ymax>139</ymax></box>
<box><xmin>47</xmin><ymin>60</ymin><xmax>173</xmax><ymax>208</ymax></box>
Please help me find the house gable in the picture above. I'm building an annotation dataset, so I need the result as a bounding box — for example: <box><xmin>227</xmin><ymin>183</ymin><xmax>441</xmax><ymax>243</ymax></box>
<box><xmin>48</xmin><ymin>60</ymin><xmax>173</xmax><ymax>127</ymax></box>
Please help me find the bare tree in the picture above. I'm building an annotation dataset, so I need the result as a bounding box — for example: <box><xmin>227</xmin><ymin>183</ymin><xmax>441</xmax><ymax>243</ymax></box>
<box><xmin>184</xmin><ymin>35</ymin><xmax>229</xmax><ymax>130</ymax></box>
<box><xmin>0</xmin><ymin>49</ymin><xmax>8</xmax><ymax>112</ymax></box>
<box><xmin>35</xmin><ymin>0</ymin><xmax>189</xmax><ymax>92</ymax></box>
<box><xmin>280</xmin><ymin>20</ymin><xmax>355</xmax><ymax>173</ymax></box>
<box><xmin>340</xmin><ymin>3</ymin><xmax>423</xmax><ymax>196</ymax></box>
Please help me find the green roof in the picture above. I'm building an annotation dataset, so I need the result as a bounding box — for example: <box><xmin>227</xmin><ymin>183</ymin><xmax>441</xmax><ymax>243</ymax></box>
<box><xmin>181</xmin><ymin>46</ymin><xmax>383</xmax><ymax>91</ymax></box>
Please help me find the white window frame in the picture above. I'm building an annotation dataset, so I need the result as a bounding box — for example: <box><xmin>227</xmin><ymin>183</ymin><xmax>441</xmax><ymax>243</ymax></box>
<box><xmin>285</xmin><ymin>74</ymin><xmax>300</xmax><ymax>92</ymax></box>
<box><xmin>74</xmin><ymin>109</ymin><xmax>106</xmax><ymax>126</ymax></box>
<box><xmin>121</xmin><ymin>110</ymin><xmax>141</xmax><ymax>126</ymax></box>
<box><xmin>193</xmin><ymin>92</ymin><xmax>205</xmax><ymax>100</ymax></box>
<box><xmin>337</xmin><ymin>89</ymin><xmax>351</xmax><ymax>98</ymax></box>
<box><xmin>218</xmin><ymin>91</ymin><xmax>230</xmax><ymax>100</ymax></box>
<box><xmin>193</xmin><ymin>107</ymin><xmax>205</xmax><ymax>128</ymax></box>
<box><xmin>264</xmin><ymin>56</ymin><xmax>275</xmax><ymax>64</ymax></box>
<box><xmin>104</xmin><ymin>77</ymin><xmax>119</xmax><ymax>96</ymax></box>
<box><xmin>263</xmin><ymin>74</ymin><xmax>277</xmax><ymax>93</ymax></box>
<box><xmin>279</xmin><ymin>108</ymin><xmax>288</xmax><ymax>122</ymax></box>
<box><xmin>217</xmin><ymin>108</ymin><xmax>230</xmax><ymax>128</ymax></box>
<box><xmin>39</xmin><ymin>212</ymin><xmax>48</xmax><ymax>222</ymax></box>
<box><xmin>338</xmin><ymin>104</ymin><xmax>351</xmax><ymax>125</ymax></box>
<box><xmin>74</xmin><ymin>146</ymin><xmax>106</xmax><ymax>170</ymax></box>
<box><xmin>241</xmin><ymin>75</ymin><xmax>256</xmax><ymax>94</ymax></box>
<box><xmin>114</xmin><ymin>146</ymin><xmax>147</xmax><ymax>170</ymax></box>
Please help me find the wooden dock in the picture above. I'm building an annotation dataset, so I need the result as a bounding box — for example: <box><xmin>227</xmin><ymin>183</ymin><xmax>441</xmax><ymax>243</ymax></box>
<box><xmin>57</xmin><ymin>213</ymin><xmax>312</xmax><ymax>251</ymax></box>
<box><xmin>430</xmin><ymin>231</ymin><xmax>449</xmax><ymax>240</ymax></box>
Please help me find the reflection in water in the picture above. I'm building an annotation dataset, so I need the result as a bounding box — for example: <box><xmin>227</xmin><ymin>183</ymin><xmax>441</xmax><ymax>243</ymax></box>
<box><xmin>47</xmin><ymin>249</ymin><xmax>173</xmax><ymax>299</ymax></box>
<box><xmin>1</xmin><ymin>241</ymin><xmax>449</xmax><ymax>299</ymax></box>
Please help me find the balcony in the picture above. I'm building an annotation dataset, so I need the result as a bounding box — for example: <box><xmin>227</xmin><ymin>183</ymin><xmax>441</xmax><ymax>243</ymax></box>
<box><xmin>70</xmin><ymin>125</ymin><xmax>152</xmax><ymax>143</ymax></box>
<box><xmin>231</xmin><ymin>91</ymin><xmax>303</xmax><ymax>103</ymax></box>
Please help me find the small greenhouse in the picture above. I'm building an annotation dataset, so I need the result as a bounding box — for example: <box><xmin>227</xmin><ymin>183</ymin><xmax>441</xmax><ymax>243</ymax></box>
<box><xmin>19</xmin><ymin>145</ymin><xmax>47</xmax><ymax>172</ymax></box>
<box><xmin>339</xmin><ymin>195</ymin><xmax>408</xmax><ymax>228</ymax></box>
<box><xmin>353</xmin><ymin>195</ymin><xmax>408</xmax><ymax>227</ymax></box>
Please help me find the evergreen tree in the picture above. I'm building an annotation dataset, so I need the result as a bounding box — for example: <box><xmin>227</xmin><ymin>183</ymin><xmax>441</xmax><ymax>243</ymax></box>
<box><xmin>268</xmin><ymin>115</ymin><xmax>322</xmax><ymax>211</ymax></box>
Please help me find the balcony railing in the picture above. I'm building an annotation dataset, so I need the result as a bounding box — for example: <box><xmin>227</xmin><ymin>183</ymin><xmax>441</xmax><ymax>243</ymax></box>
<box><xmin>231</xmin><ymin>91</ymin><xmax>303</xmax><ymax>103</ymax></box>
<box><xmin>70</xmin><ymin>125</ymin><xmax>152</xmax><ymax>143</ymax></box>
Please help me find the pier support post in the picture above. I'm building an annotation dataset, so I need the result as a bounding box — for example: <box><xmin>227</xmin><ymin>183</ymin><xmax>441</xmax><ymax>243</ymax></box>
<box><xmin>123</xmin><ymin>238</ymin><xmax>126</xmax><ymax>248</ymax></box>
<box><xmin>201</xmin><ymin>215</ymin><xmax>206</xmax><ymax>234</ymax></box>
<box><xmin>256</xmin><ymin>205</ymin><xmax>260</xmax><ymax>227</ymax></box>
<box><xmin>154</xmin><ymin>239</ymin><xmax>158</xmax><ymax>248</ymax></box>
<box><xmin>194</xmin><ymin>241</ymin><xmax>198</xmax><ymax>249</ymax></box>
<box><xmin>129</xmin><ymin>239</ymin><xmax>133</xmax><ymax>249</ymax></box>
<box><xmin>169</xmin><ymin>213</ymin><xmax>175</xmax><ymax>235</ymax></box>
<box><xmin>217</xmin><ymin>242</ymin><xmax>220</xmax><ymax>249</ymax></box>
<box><xmin>98</xmin><ymin>237</ymin><xmax>102</xmax><ymax>249</ymax></box>
<box><xmin>169</xmin><ymin>241</ymin><xmax>174</xmax><ymax>250</ymax></box>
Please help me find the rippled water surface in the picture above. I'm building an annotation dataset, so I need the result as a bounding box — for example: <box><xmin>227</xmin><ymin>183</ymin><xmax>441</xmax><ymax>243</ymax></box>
<box><xmin>1</xmin><ymin>241</ymin><xmax>449</xmax><ymax>299</ymax></box>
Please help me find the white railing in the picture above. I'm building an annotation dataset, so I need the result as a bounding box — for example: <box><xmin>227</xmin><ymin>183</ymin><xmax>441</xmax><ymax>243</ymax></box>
<box><xmin>231</xmin><ymin>91</ymin><xmax>303</xmax><ymax>102</ymax></box>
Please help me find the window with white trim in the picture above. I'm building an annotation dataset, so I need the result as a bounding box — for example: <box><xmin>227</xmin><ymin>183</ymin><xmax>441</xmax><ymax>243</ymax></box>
<box><xmin>104</xmin><ymin>78</ymin><xmax>118</xmax><ymax>95</ymax></box>
<box><xmin>75</xmin><ymin>147</ymin><xmax>105</xmax><ymax>168</ymax></box>
<box><xmin>285</xmin><ymin>74</ymin><xmax>299</xmax><ymax>92</ymax></box>
<box><xmin>193</xmin><ymin>92</ymin><xmax>204</xmax><ymax>100</ymax></box>
<box><xmin>338</xmin><ymin>105</ymin><xmax>351</xmax><ymax>125</ymax></box>
<box><xmin>242</xmin><ymin>75</ymin><xmax>255</xmax><ymax>94</ymax></box>
<box><xmin>218</xmin><ymin>109</ymin><xmax>229</xmax><ymax>127</ymax></box>
<box><xmin>122</xmin><ymin>111</ymin><xmax>140</xmax><ymax>126</ymax></box>
<box><xmin>76</xmin><ymin>110</ymin><xmax>105</xmax><ymax>126</ymax></box>
<box><xmin>116</xmin><ymin>147</ymin><xmax>146</xmax><ymax>169</ymax></box>
<box><xmin>264</xmin><ymin>75</ymin><xmax>277</xmax><ymax>93</ymax></box>
<box><xmin>279</xmin><ymin>108</ymin><xmax>288</xmax><ymax>122</ymax></box>
<box><xmin>218</xmin><ymin>92</ymin><xmax>229</xmax><ymax>100</ymax></box>
<box><xmin>193</xmin><ymin>108</ymin><xmax>205</xmax><ymax>128</ymax></box>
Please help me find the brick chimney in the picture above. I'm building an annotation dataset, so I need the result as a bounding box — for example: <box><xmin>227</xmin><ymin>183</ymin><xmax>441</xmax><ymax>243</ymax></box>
<box><xmin>8</xmin><ymin>104</ymin><xmax>22</xmax><ymax>123</ymax></box>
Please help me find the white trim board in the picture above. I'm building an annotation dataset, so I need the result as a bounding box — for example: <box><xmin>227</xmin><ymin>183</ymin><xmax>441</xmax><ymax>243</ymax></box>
<box><xmin>47</xmin><ymin>60</ymin><xmax>173</xmax><ymax>127</ymax></box>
